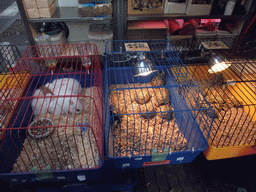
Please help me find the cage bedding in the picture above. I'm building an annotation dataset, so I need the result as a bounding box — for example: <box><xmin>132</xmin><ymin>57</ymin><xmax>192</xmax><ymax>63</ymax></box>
<box><xmin>12</xmin><ymin>88</ymin><xmax>100</xmax><ymax>173</ymax></box>
<box><xmin>109</xmin><ymin>83</ymin><xmax>188</xmax><ymax>157</ymax></box>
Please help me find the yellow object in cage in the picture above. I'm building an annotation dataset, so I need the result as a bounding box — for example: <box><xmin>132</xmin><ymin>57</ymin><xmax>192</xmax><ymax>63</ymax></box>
<box><xmin>0</xmin><ymin>73</ymin><xmax>29</xmax><ymax>92</ymax></box>
<box><xmin>0</xmin><ymin>72</ymin><xmax>30</xmax><ymax>133</ymax></box>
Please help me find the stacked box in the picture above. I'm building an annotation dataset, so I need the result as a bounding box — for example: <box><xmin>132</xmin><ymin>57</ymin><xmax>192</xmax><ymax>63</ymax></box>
<box><xmin>128</xmin><ymin>0</ymin><xmax>165</xmax><ymax>15</ymax></box>
<box><xmin>186</xmin><ymin>0</ymin><xmax>213</xmax><ymax>15</ymax></box>
<box><xmin>23</xmin><ymin>0</ymin><xmax>57</xmax><ymax>18</ymax></box>
<box><xmin>164</xmin><ymin>0</ymin><xmax>188</xmax><ymax>15</ymax></box>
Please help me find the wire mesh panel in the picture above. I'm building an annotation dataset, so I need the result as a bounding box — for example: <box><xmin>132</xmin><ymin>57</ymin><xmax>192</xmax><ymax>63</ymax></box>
<box><xmin>186</xmin><ymin>56</ymin><xmax>256</xmax><ymax>160</ymax></box>
<box><xmin>104</xmin><ymin>40</ymin><xmax>213</xmax><ymax>168</ymax></box>
<box><xmin>192</xmin><ymin>35</ymin><xmax>238</xmax><ymax>51</ymax></box>
<box><xmin>0</xmin><ymin>43</ymin><xmax>26</xmax><ymax>141</ymax></box>
<box><xmin>0</xmin><ymin>43</ymin><xmax>103</xmax><ymax>184</ymax></box>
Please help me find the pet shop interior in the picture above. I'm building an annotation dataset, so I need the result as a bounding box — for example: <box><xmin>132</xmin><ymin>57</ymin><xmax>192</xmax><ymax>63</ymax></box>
<box><xmin>0</xmin><ymin>0</ymin><xmax>256</xmax><ymax>191</ymax></box>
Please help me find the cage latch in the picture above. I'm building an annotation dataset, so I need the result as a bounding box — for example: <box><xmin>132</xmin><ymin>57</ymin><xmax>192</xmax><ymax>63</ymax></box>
<box><xmin>32</xmin><ymin>165</ymin><xmax>54</xmax><ymax>180</ymax></box>
<box><xmin>151</xmin><ymin>148</ymin><xmax>169</xmax><ymax>161</ymax></box>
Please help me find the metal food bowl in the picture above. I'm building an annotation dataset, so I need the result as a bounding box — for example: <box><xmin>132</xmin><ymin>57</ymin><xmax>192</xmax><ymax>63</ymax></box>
<box><xmin>28</xmin><ymin>118</ymin><xmax>54</xmax><ymax>139</ymax></box>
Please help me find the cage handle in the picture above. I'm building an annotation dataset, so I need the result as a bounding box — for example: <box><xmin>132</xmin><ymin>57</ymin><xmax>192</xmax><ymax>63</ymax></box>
<box><xmin>109</xmin><ymin>53</ymin><xmax>137</xmax><ymax>63</ymax></box>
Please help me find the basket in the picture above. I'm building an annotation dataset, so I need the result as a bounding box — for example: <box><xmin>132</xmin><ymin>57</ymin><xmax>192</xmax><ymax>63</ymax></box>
<box><xmin>104</xmin><ymin>40</ymin><xmax>214</xmax><ymax>168</ymax></box>
<box><xmin>0</xmin><ymin>43</ymin><xmax>103</xmax><ymax>184</ymax></box>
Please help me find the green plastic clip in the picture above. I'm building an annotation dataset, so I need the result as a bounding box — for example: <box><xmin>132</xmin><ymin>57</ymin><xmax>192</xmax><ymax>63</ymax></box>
<box><xmin>151</xmin><ymin>148</ymin><xmax>169</xmax><ymax>162</ymax></box>
<box><xmin>32</xmin><ymin>165</ymin><xmax>54</xmax><ymax>180</ymax></box>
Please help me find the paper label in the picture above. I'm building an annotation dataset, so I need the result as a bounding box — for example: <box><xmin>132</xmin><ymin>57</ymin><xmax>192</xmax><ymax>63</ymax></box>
<box><xmin>77</xmin><ymin>175</ymin><xmax>86</xmax><ymax>181</ymax></box>
<box><xmin>125</xmin><ymin>43</ymin><xmax>150</xmax><ymax>52</ymax></box>
<box><xmin>177</xmin><ymin>157</ymin><xmax>184</xmax><ymax>161</ymax></box>
<box><xmin>122</xmin><ymin>163</ymin><xmax>130</xmax><ymax>167</ymax></box>
<box><xmin>143</xmin><ymin>160</ymin><xmax>170</xmax><ymax>166</ymax></box>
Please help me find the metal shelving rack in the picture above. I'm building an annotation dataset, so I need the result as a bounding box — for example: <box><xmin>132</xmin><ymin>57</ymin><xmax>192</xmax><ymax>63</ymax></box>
<box><xmin>15</xmin><ymin>0</ymin><xmax>256</xmax><ymax>43</ymax></box>
<box><xmin>28</xmin><ymin>7</ymin><xmax>112</xmax><ymax>23</ymax></box>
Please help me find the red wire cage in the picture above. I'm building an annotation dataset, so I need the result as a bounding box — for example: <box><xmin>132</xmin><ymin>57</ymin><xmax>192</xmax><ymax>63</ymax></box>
<box><xmin>0</xmin><ymin>43</ymin><xmax>103</xmax><ymax>183</ymax></box>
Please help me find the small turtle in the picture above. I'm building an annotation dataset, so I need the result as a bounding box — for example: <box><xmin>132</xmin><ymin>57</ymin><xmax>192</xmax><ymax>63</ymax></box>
<box><xmin>133</xmin><ymin>88</ymin><xmax>151</xmax><ymax>104</ymax></box>
<box><xmin>156</xmin><ymin>103</ymin><xmax>174</xmax><ymax>122</ymax></box>
<box><xmin>151</xmin><ymin>71</ymin><xmax>166</xmax><ymax>86</ymax></box>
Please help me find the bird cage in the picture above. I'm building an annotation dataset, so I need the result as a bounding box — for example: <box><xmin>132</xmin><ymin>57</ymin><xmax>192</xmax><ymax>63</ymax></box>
<box><xmin>0</xmin><ymin>43</ymin><xmax>28</xmax><ymax>142</ymax></box>
<box><xmin>0</xmin><ymin>43</ymin><xmax>103</xmax><ymax>184</ymax></box>
<box><xmin>185</xmin><ymin>54</ymin><xmax>256</xmax><ymax>160</ymax></box>
<box><xmin>104</xmin><ymin>40</ymin><xmax>214</xmax><ymax>168</ymax></box>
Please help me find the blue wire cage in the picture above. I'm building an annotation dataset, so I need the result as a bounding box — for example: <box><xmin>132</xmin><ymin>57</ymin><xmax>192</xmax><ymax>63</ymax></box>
<box><xmin>104</xmin><ymin>40</ymin><xmax>214</xmax><ymax>168</ymax></box>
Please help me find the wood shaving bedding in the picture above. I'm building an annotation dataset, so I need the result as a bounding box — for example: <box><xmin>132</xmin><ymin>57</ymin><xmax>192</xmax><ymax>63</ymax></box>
<box><xmin>209</xmin><ymin>108</ymin><xmax>256</xmax><ymax>147</ymax></box>
<box><xmin>109</xmin><ymin>83</ymin><xmax>187</xmax><ymax>157</ymax></box>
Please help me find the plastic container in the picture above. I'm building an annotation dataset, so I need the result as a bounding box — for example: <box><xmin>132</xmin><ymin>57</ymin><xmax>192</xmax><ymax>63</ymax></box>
<box><xmin>49</xmin><ymin>30</ymin><xmax>66</xmax><ymax>45</ymax></box>
<box><xmin>35</xmin><ymin>33</ymin><xmax>52</xmax><ymax>45</ymax></box>
<box><xmin>88</xmin><ymin>24</ymin><xmax>113</xmax><ymax>55</ymax></box>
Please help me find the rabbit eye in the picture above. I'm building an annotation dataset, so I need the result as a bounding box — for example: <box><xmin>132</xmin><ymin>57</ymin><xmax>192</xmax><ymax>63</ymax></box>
<box><xmin>76</xmin><ymin>109</ymin><xmax>81</xmax><ymax>113</ymax></box>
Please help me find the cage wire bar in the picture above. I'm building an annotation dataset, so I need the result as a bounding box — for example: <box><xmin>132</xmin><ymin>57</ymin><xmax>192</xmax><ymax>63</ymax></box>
<box><xmin>169</xmin><ymin>36</ymin><xmax>238</xmax><ymax>64</ymax></box>
<box><xmin>0</xmin><ymin>43</ymin><xmax>103</xmax><ymax>183</ymax></box>
<box><xmin>104</xmin><ymin>40</ymin><xmax>214</xmax><ymax>168</ymax></box>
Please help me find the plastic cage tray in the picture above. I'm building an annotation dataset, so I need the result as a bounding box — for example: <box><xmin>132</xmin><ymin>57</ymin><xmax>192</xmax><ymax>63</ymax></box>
<box><xmin>0</xmin><ymin>43</ymin><xmax>103</xmax><ymax>184</ymax></box>
<box><xmin>185</xmin><ymin>57</ymin><xmax>256</xmax><ymax>160</ymax></box>
<box><xmin>104</xmin><ymin>40</ymin><xmax>214</xmax><ymax>168</ymax></box>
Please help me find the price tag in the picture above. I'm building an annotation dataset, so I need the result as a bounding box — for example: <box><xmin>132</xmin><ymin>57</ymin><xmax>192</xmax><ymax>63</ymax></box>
<box><xmin>143</xmin><ymin>160</ymin><xmax>170</xmax><ymax>166</ymax></box>
<box><xmin>94</xmin><ymin>17</ymin><xmax>104</xmax><ymax>20</ymax></box>
<box><xmin>77</xmin><ymin>175</ymin><xmax>86</xmax><ymax>181</ymax></box>
<box><xmin>122</xmin><ymin>163</ymin><xmax>130</xmax><ymax>168</ymax></box>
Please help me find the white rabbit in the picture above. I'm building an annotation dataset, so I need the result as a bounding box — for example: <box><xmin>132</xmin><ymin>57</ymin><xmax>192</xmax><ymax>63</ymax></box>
<box><xmin>31</xmin><ymin>85</ymin><xmax>54</xmax><ymax>116</ymax></box>
<box><xmin>51</xmin><ymin>78</ymin><xmax>82</xmax><ymax>95</ymax></box>
<box><xmin>49</xmin><ymin>78</ymin><xmax>83</xmax><ymax>114</ymax></box>
<box><xmin>31</xmin><ymin>78</ymin><xmax>83</xmax><ymax>116</ymax></box>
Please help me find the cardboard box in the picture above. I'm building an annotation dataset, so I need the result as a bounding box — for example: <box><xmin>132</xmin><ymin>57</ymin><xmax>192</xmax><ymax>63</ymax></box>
<box><xmin>186</xmin><ymin>0</ymin><xmax>213</xmax><ymax>15</ymax></box>
<box><xmin>127</xmin><ymin>20</ymin><xmax>167</xmax><ymax>40</ymax></box>
<box><xmin>27</xmin><ymin>8</ymin><xmax>40</xmax><ymax>18</ymax></box>
<box><xmin>38</xmin><ymin>0</ymin><xmax>57</xmax><ymax>18</ymax></box>
<box><xmin>128</xmin><ymin>0</ymin><xmax>164</xmax><ymax>15</ymax></box>
<box><xmin>23</xmin><ymin>0</ymin><xmax>37</xmax><ymax>9</ymax></box>
<box><xmin>36</xmin><ymin>0</ymin><xmax>55</xmax><ymax>8</ymax></box>
<box><xmin>164</xmin><ymin>0</ymin><xmax>188</xmax><ymax>14</ymax></box>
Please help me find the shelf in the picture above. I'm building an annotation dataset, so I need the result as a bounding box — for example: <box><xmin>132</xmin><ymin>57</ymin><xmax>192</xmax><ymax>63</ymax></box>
<box><xmin>28</xmin><ymin>7</ymin><xmax>112</xmax><ymax>23</ymax></box>
<box><xmin>127</xmin><ymin>14</ymin><xmax>248</xmax><ymax>21</ymax></box>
